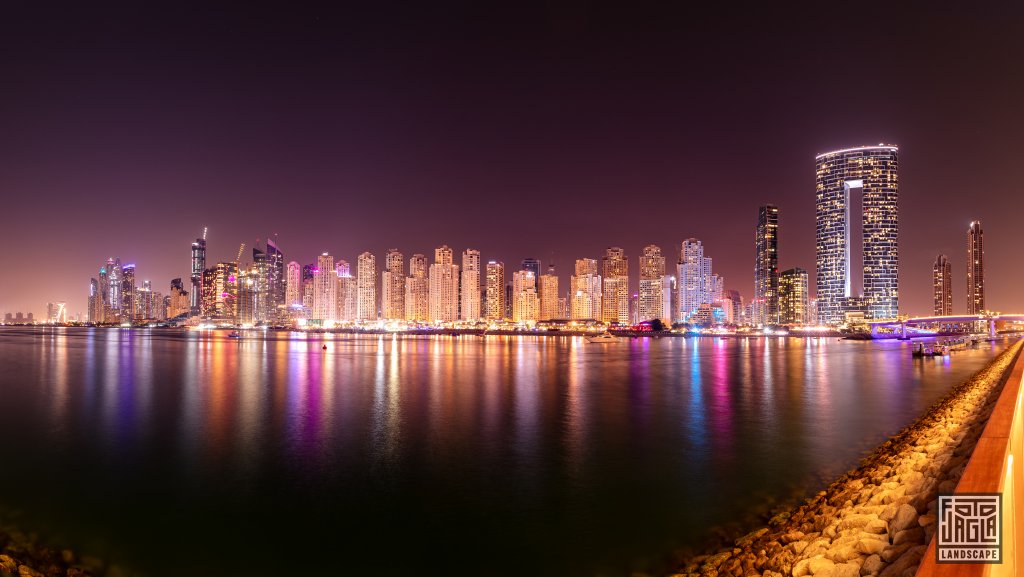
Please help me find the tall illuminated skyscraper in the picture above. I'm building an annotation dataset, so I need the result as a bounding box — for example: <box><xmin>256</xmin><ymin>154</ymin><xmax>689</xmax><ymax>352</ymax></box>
<box><xmin>381</xmin><ymin>249</ymin><xmax>406</xmax><ymax>320</ymax></box>
<box><xmin>312</xmin><ymin>252</ymin><xmax>336</xmax><ymax>321</ymax></box>
<box><xmin>429</xmin><ymin>245</ymin><xmax>459</xmax><ymax>323</ymax></box>
<box><xmin>251</xmin><ymin>246</ymin><xmax>270</xmax><ymax>322</ymax></box>
<box><xmin>265</xmin><ymin>238</ymin><xmax>285</xmax><ymax>317</ymax></box>
<box><xmin>285</xmin><ymin>261</ymin><xmax>302</xmax><ymax>307</ymax></box>
<box><xmin>88</xmin><ymin>278</ymin><xmax>101</xmax><ymax>323</ymax></box>
<box><xmin>336</xmin><ymin>261</ymin><xmax>357</xmax><ymax>321</ymax></box>
<box><xmin>512</xmin><ymin>270</ymin><xmax>539</xmax><ymax>323</ymax></box>
<box><xmin>108</xmin><ymin>258</ymin><xmax>122</xmax><ymax>319</ymax></box>
<box><xmin>967</xmin><ymin>221</ymin><xmax>985</xmax><ymax>314</ymax></box>
<box><xmin>485</xmin><ymin>261</ymin><xmax>505</xmax><ymax>321</ymax></box>
<box><xmin>405</xmin><ymin>254</ymin><xmax>428</xmax><ymax>322</ymax></box>
<box><xmin>121</xmin><ymin>264</ymin><xmax>137</xmax><ymax>323</ymax></box>
<box><xmin>778</xmin><ymin>267</ymin><xmax>809</xmax><ymax>325</ymax></box>
<box><xmin>753</xmin><ymin>204</ymin><xmax>779</xmax><ymax>326</ymax></box>
<box><xmin>678</xmin><ymin>239</ymin><xmax>712</xmax><ymax>321</ymax></box>
<box><xmin>815</xmin><ymin>145</ymin><xmax>899</xmax><ymax>324</ymax></box>
<box><xmin>637</xmin><ymin>245</ymin><xmax>664</xmax><ymax>323</ymax></box>
<box><xmin>357</xmin><ymin>252</ymin><xmax>377</xmax><ymax>321</ymax></box>
<box><xmin>539</xmin><ymin>263</ymin><xmax>559</xmax><ymax>321</ymax></box>
<box><xmin>933</xmin><ymin>254</ymin><xmax>952</xmax><ymax>316</ymax></box>
<box><xmin>570</xmin><ymin>258</ymin><xmax>601</xmax><ymax>320</ymax></box>
<box><xmin>602</xmin><ymin>248</ymin><xmax>629</xmax><ymax>325</ymax></box>
<box><xmin>461</xmin><ymin>249</ymin><xmax>481</xmax><ymax>321</ymax></box>
<box><xmin>190</xmin><ymin>232</ymin><xmax>206</xmax><ymax>316</ymax></box>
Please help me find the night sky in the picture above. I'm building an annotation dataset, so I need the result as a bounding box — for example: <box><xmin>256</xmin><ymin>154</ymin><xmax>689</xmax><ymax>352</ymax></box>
<box><xmin>3</xmin><ymin>3</ymin><xmax>1023</xmax><ymax>318</ymax></box>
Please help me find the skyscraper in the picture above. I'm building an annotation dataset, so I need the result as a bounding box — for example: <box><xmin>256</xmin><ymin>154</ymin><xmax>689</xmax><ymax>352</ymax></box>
<box><xmin>678</xmin><ymin>239</ymin><xmax>713</xmax><ymax>321</ymax></box>
<box><xmin>88</xmin><ymin>278</ymin><xmax>101</xmax><ymax>323</ymax></box>
<box><xmin>357</xmin><ymin>252</ymin><xmax>377</xmax><ymax>321</ymax></box>
<box><xmin>108</xmin><ymin>258</ymin><xmax>122</xmax><ymax>320</ymax></box>
<box><xmin>637</xmin><ymin>245</ymin><xmax>664</xmax><ymax>323</ymax></box>
<box><xmin>753</xmin><ymin>204</ymin><xmax>779</xmax><ymax>326</ymax></box>
<box><xmin>461</xmin><ymin>249</ymin><xmax>481</xmax><ymax>321</ymax></box>
<box><xmin>967</xmin><ymin>221</ymin><xmax>985</xmax><ymax>314</ymax></box>
<box><xmin>285</xmin><ymin>261</ymin><xmax>302</xmax><ymax>307</ymax></box>
<box><xmin>381</xmin><ymin>249</ymin><xmax>406</xmax><ymax>320</ymax></box>
<box><xmin>539</xmin><ymin>263</ymin><xmax>559</xmax><ymax>321</ymax></box>
<box><xmin>405</xmin><ymin>254</ymin><xmax>428</xmax><ymax>322</ymax></box>
<box><xmin>512</xmin><ymin>270</ymin><xmax>539</xmax><ymax>323</ymax></box>
<box><xmin>265</xmin><ymin>238</ymin><xmax>285</xmax><ymax>317</ymax></box>
<box><xmin>815</xmin><ymin>145</ymin><xmax>899</xmax><ymax>324</ymax></box>
<box><xmin>602</xmin><ymin>248</ymin><xmax>629</xmax><ymax>325</ymax></box>
<box><xmin>336</xmin><ymin>261</ymin><xmax>357</xmax><ymax>321</ymax></box>
<box><xmin>485</xmin><ymin>261</ymin><xmax>505</xmax><ymax>321</ymax></box>
<box><xmin>312</xmin><ymin>252</ymin><xmax>336</xmax><ymax>321</ymax></box>
<box><xmin>190</xmin><ymin>232</ymin><xmax>206</xmax><ymax>316</ymax></box>
<box><xmin>428</xmin><ymin>245</ymin><xmax>459</xmax><ymax>323</ymax></box>
<box><xmin>778</xmin><ymin>267</ymin><xmax>809</xmax><ymax>325</ymax></box>
<box><xmin>933</xmin><ymin>254</ymin><xmax>953</xmax><ymax>316</ymax></box>
<box><xmin>252</xmin><ymin>246</ymin><xmax>270</xmax><ymax>322</ymax></box>
<box><xmin>121</xmin><ymin>264</ymin><xmax>137</xmax><ymax>323</ymax></box>
<box><xmin>570</xmin><ymin>258</ymin><xmax>601</xmax><ymax>320</ymax></box>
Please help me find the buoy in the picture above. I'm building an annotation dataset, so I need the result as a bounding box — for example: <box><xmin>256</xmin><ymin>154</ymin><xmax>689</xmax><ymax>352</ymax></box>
<box><xmin>322</xmin><ymin>344</ymin><xmax>327</xmax><ymax>350</ymax></box>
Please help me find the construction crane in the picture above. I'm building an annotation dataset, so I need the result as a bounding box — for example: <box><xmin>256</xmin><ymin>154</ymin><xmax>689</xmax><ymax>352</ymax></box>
<box><xmin>236</xmin><ymin>243</ymin><xmax>246</xmax><ymax>263</ymax></box>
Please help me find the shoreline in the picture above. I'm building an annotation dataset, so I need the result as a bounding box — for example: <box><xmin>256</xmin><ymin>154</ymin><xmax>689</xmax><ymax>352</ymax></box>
<box><xmin>672</xmin><ymin>338</ymin><xmax>1023</xmax><ymax>577</ymax></box>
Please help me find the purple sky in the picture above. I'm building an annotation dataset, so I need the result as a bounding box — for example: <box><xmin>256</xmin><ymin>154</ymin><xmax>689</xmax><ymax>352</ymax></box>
<box><xmin>2</xmin><ymin>3</ymin><xmax>1023</xmax><ymax>318</ymax></box>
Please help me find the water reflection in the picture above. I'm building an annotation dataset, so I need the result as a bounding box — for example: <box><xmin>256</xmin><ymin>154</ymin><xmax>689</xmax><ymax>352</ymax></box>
<box><xmin>0</xmin><ymin>328</ymin><xmax>1010</xmax><ymax>577</ymax></box>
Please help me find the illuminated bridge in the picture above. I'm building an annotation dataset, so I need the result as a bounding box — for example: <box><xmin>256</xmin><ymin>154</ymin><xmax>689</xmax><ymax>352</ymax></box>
<box><xmin>868</xmin><ymin>314</ymin><xmax>1024</xmax><ymax>339</ymax></box>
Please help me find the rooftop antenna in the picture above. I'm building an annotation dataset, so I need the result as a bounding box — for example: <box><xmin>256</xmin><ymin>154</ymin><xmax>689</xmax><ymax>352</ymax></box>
<box><xmin>203</xmin><ymin>227</ymin><xmax>208</xmax><ymax>241</ymax></box>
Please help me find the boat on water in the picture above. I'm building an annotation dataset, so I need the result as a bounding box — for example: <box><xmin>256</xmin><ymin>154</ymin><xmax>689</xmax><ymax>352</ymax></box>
<box><xmin>586</xmin><ymin>332</ymin><xmax>617</xmax><ymax>343</ymax></box>
<box><xmin>227</xmin><ymin>331</ymin><xmax>242</xmax><ymax>339</ymax></box>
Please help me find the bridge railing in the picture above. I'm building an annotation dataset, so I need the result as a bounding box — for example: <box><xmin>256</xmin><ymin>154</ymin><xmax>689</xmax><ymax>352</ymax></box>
<box><xmin>916</xmin><ymin>339</ymin><xmax>1024</xmax><ymax>576</ymax></box>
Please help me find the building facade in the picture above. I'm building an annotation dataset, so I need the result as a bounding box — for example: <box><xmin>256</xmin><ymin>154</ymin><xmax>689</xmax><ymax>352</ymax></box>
<box><xmin>815</xmin><ymin>145</ymin><xmax>899</xmax><ymax>324</ymax></box>
<box><xmin>428</xmin><ymin>245</ymin><xmax>459</xmax><ymax>323</ymax></box>
<box><xmin>933</xmin><ymin>254</ymin><xmax>953</xmax><ymax>316</ymax></box>
<box><xmin>753</xmin><ymin>204</ymin><xmax>779</xmax><ymax>326</ymax></box>
<box><xmin>405</xmin><ymin>254</ymin><xmax>428</xmax><ymax>322</ymax></box>
<box><xmin>381</xmin><ymin>249</ymin><xmax>405</xmax><ymax>321</ymax></box>
<box><xmin>678</xmin><ymin>238</ymin><xmax>713</xmax><ymax>321</ymax></box>
<box><xmin>461</xmin><ymin>249</ymin><xmax>481</xmax><ymax>321</ymax></box>
<box><xmin>357</xmin><ymin>252</ymin><xmax>377</xmax><ymax>321</ymax></box>
<box><xmin>778</xmin><ymin>267</ymin><xmax>809</xmax><ymax>325</ymax></box>
<box><xmin>602</xmin><ymin>248</ymin><xmax>629</xmax><ymax>325</ymax></box>
<box><xmin>485</xmin><ymin>261</ymin><xmax>506</xmax><ymax>321</ymax></box>
<box><xmin>637</xmin><ymin>245</ymin><xmax>664</xmax><ymax>323</ymax></box>
<box><xmin>967</xmin><ymin>221</ymin><xmax>985</xmax><ymax>314</ymax></box>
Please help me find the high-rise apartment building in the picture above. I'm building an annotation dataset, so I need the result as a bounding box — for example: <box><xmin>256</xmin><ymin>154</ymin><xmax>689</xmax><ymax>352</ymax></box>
<box><xmin>381</xmin><ymin>249</ymin><xmax>406</xmax><ymax>321</ymax></box>
<box><xmin>967</xmin><ymin>221</ymin><xmax>985</xmax><ymax>314</ymax></box>
<box><xmin>570</xmin><ymin>258</ymin><xmax>602</xmax><ymax>320</ymax></box>
<box><xmin>539</xmin><ymin>263</ymin><xmax>559</xmax><ymax>321</ymax></box>
<box><xmin>678</xmin><ymin>239</ymin><xmax>713</xmax><ymax>321</ymax></box>
<box><xmin>778</xmin><ymin>267</ymin><xmax>809</xmax><ymax>325</ymax></box>
<box><xmin>405</xmin><ymin>254</ymin><xmax>429</xmax><ymax>322</ymax></box>
<box><xmin>428</xmin><ymin>245</ymin><xmax>459</xmax><ymax>323</ymax></box>
<box><xmin>336</xmin><ymin>261</ymin><xmax>357</xmax><ymax>321</ymax></box>
<box><xmin>88</xmin><ymin>278</ymin><xmax>101</xmax><ymax>323</ymax></box>
<box><xmin>637</xmin><ymin>245</ymin><xmax>664</xmax><ymax>323</ymax></box>
<box><xmin>815</xmin><ymin>145</ymin><xmax>899</xmax><ymax>324</ymax></box>
<box><xmin>286</xmin><ymin>261</ymin><xmax>302</xmax><ymax>307</ymax></box>
<box><xmin>168</xmin><ymin>278</ymin><xmax>190</xmax><ymax>319</ymax></box>
<box><xmin>461</xmin><ymin>249</ymin><xmax>481</xmax><ymax>321</ymax></box>
<box><xmin>753</xmin><ymin>205</ymin><xmax>779</xmax><ymax>326</ymax></box>
<box><xmin>251</xmin><ymin>246</ymin><xmax>270</xmax><ymax>322</ymax></box>
<box><xmin>109</xmin><ymin>258</ymin><xmax>122</xmax><ymax>320</ymax></box>
<box><xmin>312</xmin><ymin>252</ymin><xmax>336</xmax><ymax>321</ymax></box>
<box><xmin>933</xmin><ymin>254</ymin><xmax>952</xmax><ymax>316</ymax></box>
<box><xmin>512</xmin><ymin>270</ymin><xmax>539</xmax><ymax>323</ymax></box>
<box><xmin>190</xmin><ymin>233</ymin><xmax>206</xmax><ymax>316</ymax></box>
<box><xmin>484</xmin><ymin>261</ymin><xmax>506</xmax><ymax>321</ymax></box>
<box><xmin>602</xmin><ymin>248</ymin><xmax>629</xmax><ymax>325</ymax></box>
<box><xmin>357</xmin><ymin>252</ymin><xmax>377</xmax><ymax>321</ymax></box>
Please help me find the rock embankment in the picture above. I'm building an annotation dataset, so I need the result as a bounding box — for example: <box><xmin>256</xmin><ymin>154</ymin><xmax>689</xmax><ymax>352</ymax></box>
<box><xmin>675</xmin><ymin>339</ymin><xmax>1022</xmax><ymax>577</ymax></box>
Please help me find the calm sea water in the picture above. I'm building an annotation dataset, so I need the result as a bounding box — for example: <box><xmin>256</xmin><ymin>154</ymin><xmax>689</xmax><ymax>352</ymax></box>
<box><xmin>0</xmin><ymin>328</ymin><xmax>1008</xmax><ymax>576</ymax></box>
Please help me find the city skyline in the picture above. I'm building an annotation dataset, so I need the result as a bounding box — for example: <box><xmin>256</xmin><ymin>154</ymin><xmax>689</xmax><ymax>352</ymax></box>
<box><xmin>3</xmin><ymin>5</ymin><xmax>1023</xmax><ymax>317</ymax></box>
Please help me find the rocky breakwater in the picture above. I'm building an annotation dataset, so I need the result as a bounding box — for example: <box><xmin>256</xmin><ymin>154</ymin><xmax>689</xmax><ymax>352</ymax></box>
<box><xmin>675</xmin><ymin>339</ymin><xmax>1023</xmax><ymax>577</ymax></box>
